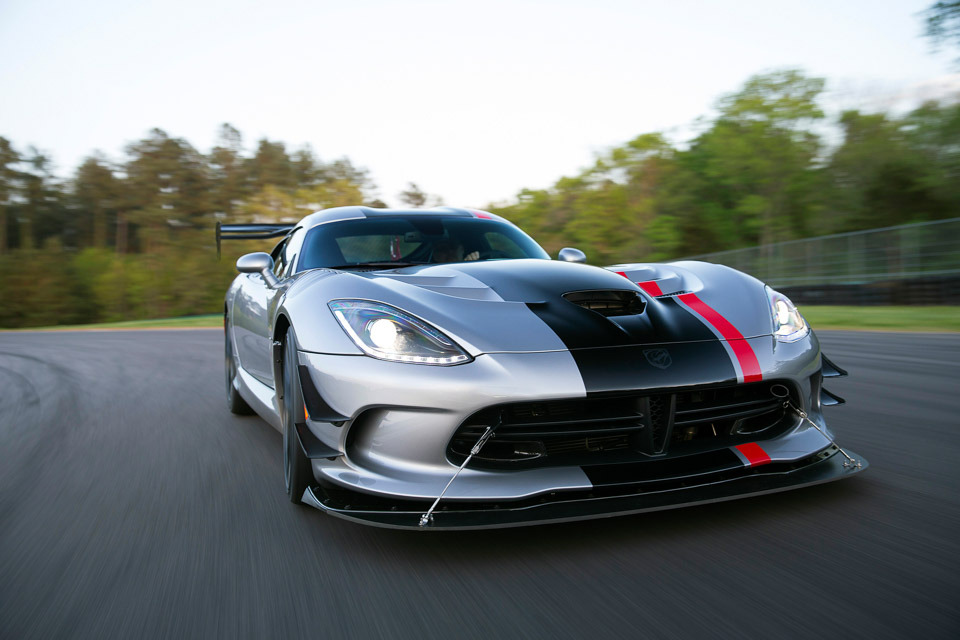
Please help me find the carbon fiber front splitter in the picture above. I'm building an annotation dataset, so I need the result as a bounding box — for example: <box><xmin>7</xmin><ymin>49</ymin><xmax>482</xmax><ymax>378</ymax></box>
<box><xmin>300</xmin><ymin>448</ymin><xmax>868</xmax><ymax>530</ymax></box>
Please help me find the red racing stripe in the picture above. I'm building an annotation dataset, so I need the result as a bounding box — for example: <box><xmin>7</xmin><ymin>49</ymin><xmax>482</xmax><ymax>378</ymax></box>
<box><xmin>472</xmin><ymin>211</ymin><xmax>492</xmax><ymax>219</ymax></box>
<box><xmin>735</xmin><ymin>442</ymin><xmax>772</xmax><ymax>466</ymax></box>
<box><xmin>636</xmin><ymin>280</ymin><xmax>663</xmax><ymax>296</ymax></box>
<box><xmin>615</xmin><ymin>271</ymin><xmax>629</xmax><ymax>279</ymax></box>
<box><xmin>677</xmin><ymin>292</ymin><xmax>762</xmax><ymax>382</ymax></box>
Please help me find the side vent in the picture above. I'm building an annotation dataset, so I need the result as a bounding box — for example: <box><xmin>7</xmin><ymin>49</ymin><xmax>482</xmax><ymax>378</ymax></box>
<box><xmin>820</xmin><ymin>388</ymin><xmax>846</xmax><ymax>406</ymax></box>
<box><xmin>821</xmin><ymin>354</ymin><xmax>848</xmax><ymax>378</ymax></box>
<box><xmin>563</xmin><ymin>290</ymin><xmax>646</xmax><ymax>317</ymax></box>
<box><xmin>298</xmin><ymin>365</ymin><xmax>348</xmax><ymax>423</ymax></box>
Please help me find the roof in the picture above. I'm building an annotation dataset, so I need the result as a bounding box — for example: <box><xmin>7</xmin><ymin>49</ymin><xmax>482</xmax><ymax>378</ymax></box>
<box><xmin>296</xmin><ymin>206</ymin><xmax>510</xmax><ymax>231</ymax></box>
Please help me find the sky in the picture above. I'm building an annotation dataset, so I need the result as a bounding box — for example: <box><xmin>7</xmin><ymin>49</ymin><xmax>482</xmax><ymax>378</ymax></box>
<box><xmin>1</xmin><ymin>0</ymin><xmax>956</xmax><ymax>208</ymax></box>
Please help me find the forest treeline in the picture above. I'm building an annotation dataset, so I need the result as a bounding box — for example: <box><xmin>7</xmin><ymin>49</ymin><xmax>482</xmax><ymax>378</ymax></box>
<box><xmin>0</xmin><ymin>124</ymin><xmax>382</xmax><ymax>327</ymax></box>
<box><xmin>490</xmin><ymin>69</ymin><xmax>960</xmax><ymax>263</ymax></box>
<box><xmin>1</xmin><ymin>69</ymin><xmax>959</xmax><ymax>327</ymax></box>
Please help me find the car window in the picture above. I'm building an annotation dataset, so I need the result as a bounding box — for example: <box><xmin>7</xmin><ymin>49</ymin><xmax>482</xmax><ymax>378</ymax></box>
<box><xmin>336</xmin><ymin>234</ymin><xmax>423</xmax><ymax>263</ymax></box>
<box><xmin>283</xmin><ymin>227</ymin><xmax>305</xmax><ymax>276</ymax></box>
<box><xmin>298</xmin><ymin>216</ymin><xmax>550</xmax><ymax>270</ymax></box>
<box><xmin>271</xmin><ymin>238</ymin><xmax>287</xmax><ymax>277</ymax></box>
<box><xmin>484</xmin><ymin>232</ymin><xmax>529</xmax><ymax>258</ymax></box>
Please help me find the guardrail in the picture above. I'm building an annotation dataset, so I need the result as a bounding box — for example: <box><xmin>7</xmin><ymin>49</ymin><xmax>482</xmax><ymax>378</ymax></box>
<box><xmin>677</xmin><ymin>218</ymin><xmax>960</xmax><ymax>305</ymax></box>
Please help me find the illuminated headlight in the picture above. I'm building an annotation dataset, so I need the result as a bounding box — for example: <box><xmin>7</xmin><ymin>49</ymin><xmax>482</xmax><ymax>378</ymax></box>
<box><xmin>329</xmin><ymin>300</ymin><xmax>472</xmax><ymax>365</ymax></box>
<box><xmin>766</xmin><ymin>286</ymin><xmax>808</xmax><ymax>342</ymax></box>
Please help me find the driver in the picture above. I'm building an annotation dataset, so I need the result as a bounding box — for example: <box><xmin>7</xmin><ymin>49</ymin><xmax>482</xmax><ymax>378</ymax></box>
<box><xmin>432</xmin><ymin>239</ymin><xmax>479</xmax><ymax>263</ymax></box>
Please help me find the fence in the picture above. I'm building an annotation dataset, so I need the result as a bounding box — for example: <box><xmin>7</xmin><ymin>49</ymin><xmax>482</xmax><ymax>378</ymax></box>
<box><xmin>678</xmin><ymin>218</ymin><xmax>960</xmax><ymax>305</ymax></box>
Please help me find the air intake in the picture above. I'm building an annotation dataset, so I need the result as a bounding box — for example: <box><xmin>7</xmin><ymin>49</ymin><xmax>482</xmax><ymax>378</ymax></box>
<box><xmin>563</xmin><ymin>290</ymin><xmax>646</xmax><ymax>317</ymax></box>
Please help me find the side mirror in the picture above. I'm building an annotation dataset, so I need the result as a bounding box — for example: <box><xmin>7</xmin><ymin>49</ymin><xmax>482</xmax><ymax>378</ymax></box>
<box><xmin>558</xmin><ymin>247</ymin><xmax>587</xmax><ymax>264</ymax></box>
<box><xmin>236</xmin><ymin>252</ymin><xmax>279</xmax><ymax>288</ymax></box>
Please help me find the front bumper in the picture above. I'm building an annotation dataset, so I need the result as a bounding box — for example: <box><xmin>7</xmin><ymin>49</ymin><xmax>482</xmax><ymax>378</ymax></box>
<box><xmin>301</xmin><ymin>447</ymin><xmax>867</xmax><ymax>530</ymax></box>
<box><xmin>294</xmin><ymin>335</ymin><xmax>863</xmax><ymax>529</ymax></box>
<box><xmin>298</xmin><ymin>339</ymin><xmax>826</xmax><ymax>502</ymax></box>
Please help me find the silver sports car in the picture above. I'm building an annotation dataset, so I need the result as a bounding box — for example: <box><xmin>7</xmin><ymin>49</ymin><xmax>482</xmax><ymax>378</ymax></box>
<box><xmin>219</xmin><ymin>206</ymin><xmax>866</xmax><ymax>529</ymax></box>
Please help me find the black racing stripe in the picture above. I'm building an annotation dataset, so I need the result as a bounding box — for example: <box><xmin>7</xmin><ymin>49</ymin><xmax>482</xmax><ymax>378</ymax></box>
<box><xmin>651</xmin><ymin>297</ymin><xmax>719</xmax><ymax>342</ymax></box>
<box><xmin>524</xmin><ymin>300</ymin><xmax>635</xmax><ymax>349</ymax></box>
<box><xmin>571</xmin><ymin>342</ymin><xmax>738</xmax><ymax>394</ymax></box>
<box><xmin>430</xmin><ymin>260</ymin><xmax>737</xmax><ymax>392</ymax></box>
<box><xmin>515</xmin><ymin>281</ymin><xmax>735</xmax><ymax>393</ymax></box>
<box><xmin>582</xmin><ymin>448</ymin><xmax>743</xmax><ymax>486</ymax></box>
<box><xmin>445</xmin><ymin>259</ymin><xmax>718</xmax><ymax>347</ymax></box>
<box><xmin>521</xmin><ymin>296</ymin><xmax>718</xmax><ymax>350</ymax></box>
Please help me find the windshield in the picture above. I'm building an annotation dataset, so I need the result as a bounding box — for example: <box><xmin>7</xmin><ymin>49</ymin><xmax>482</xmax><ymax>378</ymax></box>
<box><xmin>297</xmin><ymin>216</ymin><xmax>550</xmax><ymax>271</ymax></box>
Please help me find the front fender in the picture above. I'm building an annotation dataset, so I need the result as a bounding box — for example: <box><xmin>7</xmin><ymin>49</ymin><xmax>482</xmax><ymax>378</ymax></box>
<box><xmin>608</xmin><ymin>260</ymin><xmax>773</xmax><ymax>339</ymax></box>
<box><xmin>275</xmin><ymin>270</ymin><xmax>365</xmax><ymax>355</ymax></box>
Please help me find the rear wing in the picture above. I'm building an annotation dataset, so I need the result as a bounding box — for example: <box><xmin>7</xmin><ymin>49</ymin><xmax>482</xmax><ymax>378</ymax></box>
<box><xmin>216</xmin><ymin>222</ymin><xmax>296</xmax><ymax>259</ymax></box>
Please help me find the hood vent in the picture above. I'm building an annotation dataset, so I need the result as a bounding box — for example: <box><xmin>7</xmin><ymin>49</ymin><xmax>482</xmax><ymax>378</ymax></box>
<box><xmin>563</xmin><ymin>290</ymin><xmax>646</xmax><ymax>317</ymax></box>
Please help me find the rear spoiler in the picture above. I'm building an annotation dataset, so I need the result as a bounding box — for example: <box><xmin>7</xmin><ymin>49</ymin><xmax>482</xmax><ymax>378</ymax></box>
<box><xmin>216</xmin><ymin>222</ymin><xmax>296</xmax><ymax>259</ymax></box>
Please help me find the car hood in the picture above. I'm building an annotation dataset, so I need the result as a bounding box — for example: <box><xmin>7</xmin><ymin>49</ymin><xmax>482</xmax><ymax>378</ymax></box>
<box><xmin>290</xmin><ymin>259</ymin><xmax>772</xmax><ymax>355</ymax></box>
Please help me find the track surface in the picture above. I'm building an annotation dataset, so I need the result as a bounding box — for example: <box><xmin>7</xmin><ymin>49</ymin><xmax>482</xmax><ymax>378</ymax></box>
<box><xmin>1</xmin><ymin>330</ymin><xmax>958</xmax><ymax>639</ymax></box>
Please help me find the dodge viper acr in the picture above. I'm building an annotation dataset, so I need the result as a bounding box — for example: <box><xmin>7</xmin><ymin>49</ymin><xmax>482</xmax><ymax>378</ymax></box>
<box><xmin>219</xmin><ymin>206</ymin><xmax>866</xmax><ymax>530</ymax></box>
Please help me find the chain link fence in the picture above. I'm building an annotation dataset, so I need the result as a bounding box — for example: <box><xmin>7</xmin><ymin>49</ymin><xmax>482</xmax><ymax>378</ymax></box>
<box><xmin>678</xmin><ymin>218</ymin><xmax>960</xmax><ymax>305</ymax></box>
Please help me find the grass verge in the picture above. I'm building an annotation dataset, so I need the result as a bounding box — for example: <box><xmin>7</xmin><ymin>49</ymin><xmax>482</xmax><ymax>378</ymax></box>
<box><xmin>5</xmin><ymin>315</ymin><xmax>222</xmax><ymax>331</ymax></box>
<box><xmin>3</xmin><ymin>307</ymin><xmax>958</xmax><ymax>333</ymax></box>
<box><xmin>800</xmin><ymin>306</ymin><xmax>960</xmax><ymax>332</ymax></box>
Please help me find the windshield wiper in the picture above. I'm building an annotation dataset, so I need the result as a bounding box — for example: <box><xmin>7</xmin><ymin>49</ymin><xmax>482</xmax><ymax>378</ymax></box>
<box><xmin>326</xmin><ymin>261</ymin><xmax>429</xmax><ymax>270</ymax></box>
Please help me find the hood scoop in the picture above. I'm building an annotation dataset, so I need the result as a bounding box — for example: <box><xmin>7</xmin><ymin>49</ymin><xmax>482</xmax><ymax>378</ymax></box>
<box><xmin>563</xmin><ymin>290</ymin><xmax>646</xmax><ymax>317</ymax></box>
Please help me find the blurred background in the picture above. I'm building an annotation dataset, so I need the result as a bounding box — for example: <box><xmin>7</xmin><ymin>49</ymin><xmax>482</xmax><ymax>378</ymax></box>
<box><xmin>1</xmin><ymin>0</ymin><xmax>958</xmax><ymax>328</ymax></box>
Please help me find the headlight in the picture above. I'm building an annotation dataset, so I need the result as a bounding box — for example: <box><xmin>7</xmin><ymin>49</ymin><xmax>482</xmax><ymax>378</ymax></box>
<box><xmin>329</xmin><ymin>300</ymin><xmax>472</xmax><ymax>365</ymax></box>
<box><xmin>766</xmin><ymin>287</ymin><xmax>808</xmax><ymax>342</ymax></box>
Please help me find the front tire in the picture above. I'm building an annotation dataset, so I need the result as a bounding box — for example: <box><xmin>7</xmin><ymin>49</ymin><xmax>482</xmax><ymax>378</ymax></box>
<box><xmin>281</xmin><ymin>331</ymin><xmax>313</xmax><ymax>504</ymax></box>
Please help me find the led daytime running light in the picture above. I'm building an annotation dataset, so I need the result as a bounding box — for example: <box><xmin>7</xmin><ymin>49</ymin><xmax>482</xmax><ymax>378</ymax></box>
<box><xmin>766</xmin><ymin>286</ymin><xmax>808</xmax><ymax>342</ymax></box>
<box><xmin>329</xmin><ymin>300</ymin><xmax>471</xmax><ymax>365</ymax></box>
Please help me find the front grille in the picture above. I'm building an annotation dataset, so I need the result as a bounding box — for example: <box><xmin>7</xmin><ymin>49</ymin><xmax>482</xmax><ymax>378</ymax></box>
<box><xmin>448</xmin><ymin>380</ymin><xmax>799</xmax><ymax>469</ymax></box>
<box><xmin>648</xmin><ymin>394</ymin><xmax>671</xmax><ymax>452</ymax></box>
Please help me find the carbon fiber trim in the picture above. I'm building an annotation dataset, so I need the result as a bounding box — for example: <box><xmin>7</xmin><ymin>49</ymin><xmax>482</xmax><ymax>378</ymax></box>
<box><xmin>298</xmin><ymin>365</ymin><xmax>347</xmax><ymax>422</ymax></box>
<box><xmin>301</xmin><ymin>448</ymin><xmax>867</xmax><ymax>530</ymax></box>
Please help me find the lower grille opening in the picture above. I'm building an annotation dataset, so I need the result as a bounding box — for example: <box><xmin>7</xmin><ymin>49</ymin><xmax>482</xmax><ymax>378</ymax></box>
<box><xmin>448</xmin><ymin>380</ymin><xmax>801</xmax><ymax>469</ymax></box>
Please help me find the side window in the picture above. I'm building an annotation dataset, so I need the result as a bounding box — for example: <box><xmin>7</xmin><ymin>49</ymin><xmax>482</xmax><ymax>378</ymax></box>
<box><xmin>271</xmin><ymin>239</ymin><xmax>288</xmax><ymax>277</ymax></box>
<box><xmin>284</xmin><ymin>227</ymin><xmax>306</xmax><ymax>275</ymax></box>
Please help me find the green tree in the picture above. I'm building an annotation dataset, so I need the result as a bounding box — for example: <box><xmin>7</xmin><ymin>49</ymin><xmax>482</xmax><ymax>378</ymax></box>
<box><xmin>19</xmin><ymin>148</ymin><xmax>65</xmax><ymax>251</ymax></box>
<box><xmin>492</xmin><ymin>70</ymin><xmax>829</xmax><ymax>261</ymax></box>
<box><xmin>828</xmin><ymin>104</ymin><xmax>960</xmax><ymax>231</ymax></box>
<box><xmin>0</xmin><ymin>137</ymin><xmax>20</xmax><ymax>254</ymax></box>
<box><xmin>73</xmin><ymin>153</ymin><xmax>123</xmax><ymax>248</ymax></box>
<box><xmin>208</xmin><ymin>123</ymin><xmax>249</xmax><ymax>218</ymax></box>
<box><xmin>238</xmin><ymin>184</ymin><xmax>298</xmax><ymax>221</ymax></box>
<box><xmin>492</xmin><ymin>188</ymin><xmax>557</xmax><ymax>251</ymax></box>
<box><xmin>924</xmin><ymin>1</ymin><xmax>960</xmax><ymax>60</ymax></box>
<box><xmin>326</xmin><ymin>158</ymin><xmax>374</xmax><ymax>194</ymax></box>
<box><xmin>291</xmin><ymin>145</ymin><xmax>325</xmax><ymax>188</ymax></box>
<box><xmin>681</xmin><ymin>69</ymin><xmax>826</xmax><ymax>250</ymax></box>
<box><xmin>239</xmin><ymin>181</ymin><xmax>367</xmax><ymax>222</ymax></box>
<box><xmin>249</xmin><ymin>139</ymin><xmax>295</xmax><ymax>192</ymax></box>
<box><xmin>124</xmin><ymin>128</ymin><xmax>210</xmax><ymax>251</ymax></box>
<box><xmin>494</xmin><ymin>133</ymin><xmax>682</xmax><ymax>263</ymax></box>
<box><xmin>399</xmin><ymin>182</ymin><xmax>428</xmax><ymax>207</ymax></box>
<box><xmin>902</xmin><ymin>100</ymin><xmax>960</xmax><ymax>210</ymax></box>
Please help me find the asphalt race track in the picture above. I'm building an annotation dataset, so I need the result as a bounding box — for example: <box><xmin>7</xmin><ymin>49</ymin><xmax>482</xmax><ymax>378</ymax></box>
<box><xmin>1</xmin><ymin>329</ymin><xmax>958</xmax><ymax>639</ymax></box>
